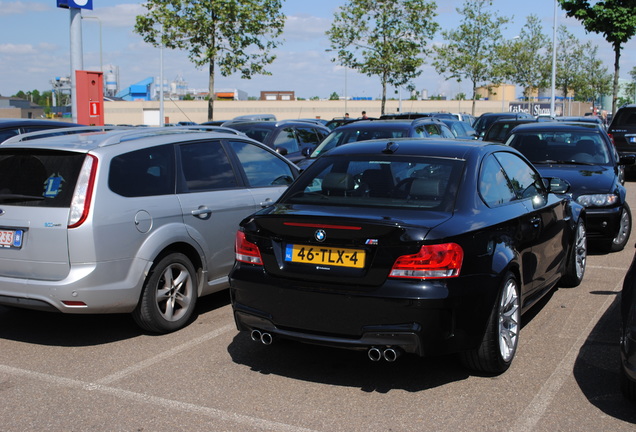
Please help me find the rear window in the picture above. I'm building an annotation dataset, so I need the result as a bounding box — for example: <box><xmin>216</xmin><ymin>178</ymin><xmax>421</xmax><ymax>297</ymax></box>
<box><xmin>0</xmin><ymin>149</ymin><xmax>85</xmax><ymax>207</ymax></box>
<box><xmin>282</xmin><ymin>154</ymin><xmax>463</xmax><ymax>211</ymax></box>
<box><xmin>508</xmin><ymin>131</ymin><xmax>610</xmax><ymax>164</ymax></box>
<box><xmin>612</xmin><ymin>107</ymin><xmax>636</xmax><ymax>127</ymax></box>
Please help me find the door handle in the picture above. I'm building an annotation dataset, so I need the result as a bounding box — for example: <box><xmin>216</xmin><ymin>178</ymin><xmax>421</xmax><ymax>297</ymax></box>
<box><xmin>260</xmin><ymin>198</ymin><xmax>274</xmax><ymax>208</ymax></box>
<box><xmin>191</xmin><ymin>206</ymin><xmax>212</xmax><ymax>219</ymax></box>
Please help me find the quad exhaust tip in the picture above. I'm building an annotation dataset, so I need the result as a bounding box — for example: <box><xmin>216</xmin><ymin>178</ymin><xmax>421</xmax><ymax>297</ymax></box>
<box><xmin>368</xmin><ymin>346</ymin><xmax>401</xmax><ymax>362</ymax></box>
<box><xmin>250</xmin><ymin>329</ymin><xmax>273</xmax><ymax>345</ymax></box>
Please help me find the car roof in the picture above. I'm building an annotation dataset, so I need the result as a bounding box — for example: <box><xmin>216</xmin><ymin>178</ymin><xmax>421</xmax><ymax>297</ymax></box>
<box><xmin>333</xmin><ymin>118</ymin><xmax>445</xmax><ymax>129</ymax></box>
<box><xmin>222</xmin><ymin>120</ymin><xmax>329</xmax><ymax>130</ymax></box>
<box><xmin>508</xmin><ymin>122</ymin><xmax>605</xmax><ymax>133</ymax></box>
<box><xmin>0</xmin><ymin>126</ymin><xmax>258</xmax><ymax>152</ymax></box>
<box><xmin>322</xmin><ymin>137</ymin><xmax>496</xmax><ymax>160</ymax></box>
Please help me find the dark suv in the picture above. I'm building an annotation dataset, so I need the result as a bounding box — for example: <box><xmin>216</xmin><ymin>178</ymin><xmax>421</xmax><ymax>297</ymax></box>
<box><xmin>221</xmin><ymin>120</ymin><xmax>330</xmax><ymax>163</ymax></box>
<box><xmin>608</xmin><ymin>104</ymin><xmax>636</xmax><ymax>171</ymax></box>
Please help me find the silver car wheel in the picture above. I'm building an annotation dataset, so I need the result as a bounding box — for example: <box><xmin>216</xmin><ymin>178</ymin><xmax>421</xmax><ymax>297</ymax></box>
<box><xmin>498</xmin><ymin>278</ymin><xmax>520</xmax><ymax>363</ymax></box>
<box><xmin>574</xmin><ymin>221</ymin><xmax>587</xmax><ymax>279</ymax></box>
<box><xmin>613</xmin><ymin>206</ymin><xmax>631</xmax><ymax>248</ymax></box>
<box><xmin>156</xmin><ymin>262</ymin><xmax>194</xmax><ymax>322</ymax></box>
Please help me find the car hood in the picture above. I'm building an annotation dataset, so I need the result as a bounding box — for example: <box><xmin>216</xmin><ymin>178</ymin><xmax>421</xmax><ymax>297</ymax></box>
<box><xmin>534</xmin><ymin>163</ymin><xmax>616</xmax><ymax>196</ymax></box>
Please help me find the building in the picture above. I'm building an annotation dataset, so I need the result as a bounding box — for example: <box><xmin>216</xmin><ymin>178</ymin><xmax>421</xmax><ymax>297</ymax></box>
<box><xmin>0</xmin><ymin>96</ymin><xmax>45</xmax><ymax>119</ymax></box>
<box><xmin>260</xmin><ymin>91</ymin><xmax>295</xmax><ymax>101</ymax></box>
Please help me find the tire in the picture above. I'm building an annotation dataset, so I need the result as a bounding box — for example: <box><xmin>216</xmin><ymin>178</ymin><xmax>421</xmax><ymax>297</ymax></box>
<box><xmin>133</xmin><ymin>252</ymin><xmax>198</xmax><ymax>334</ymax></box>
<box><xmin>560</xmin><ymin>219</ymin><xmax>587</xmax><ymax>287</ymax></box>
<box><xmin>611</xmin><ymin>203</ymin><xmax>631</xmax><ymax>252</ymax></box>
<box><xmin>620</xmin><ymin>363</ymin><xmax>636</xmax><ymax>400</ymax></box>
<box><xmin>461</xmin><ymin>271</ymin><xmax>520</xmax><ymax>375</ymax></box>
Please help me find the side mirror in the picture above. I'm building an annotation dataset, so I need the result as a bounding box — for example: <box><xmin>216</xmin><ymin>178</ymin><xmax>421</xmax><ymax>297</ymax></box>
<box><xmin>276</xmin><ymin>147</ymin><xmax>288</xmax><ymax>156</ymax></box>
<box><xmin>301</xmin><ymin>147</ymin><xmax>313</xmax><ymax>158</ymax></box>
<box><xmin>619</xmin><ymin>154</ymin><xmax>636</xmax><ymax>166</ymax></box>
<box><xmin>543</xmin><ymin>177</ymin><xmax>571</xmax><ymax>194</ymax></box>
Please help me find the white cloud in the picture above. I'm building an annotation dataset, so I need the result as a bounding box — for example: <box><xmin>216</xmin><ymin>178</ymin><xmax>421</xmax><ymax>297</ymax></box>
<box><xmin>0</xmin><ymin>43</ymin><xmax>37</xmax><ymax>54</ymax></box>
<box><xmin>0</xmin><ymin>1</ymin><xmax>48</xmax><ymax>15</ymax></box>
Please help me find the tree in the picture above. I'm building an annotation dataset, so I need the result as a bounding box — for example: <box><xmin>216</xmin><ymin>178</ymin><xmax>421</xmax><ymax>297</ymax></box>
<box><xmin>326</xmin><ymin>0</ymin><xmax>439</xmax><ymax>115</ymax></box>
<box><xmin>498</xmin><ymin>15</ymin><xmax>550</xmax><ymax>109</ymax></box>
<box><xmin>432</xmin><ymin>0</ymin><xmax>510</xmax><ymax>115</ymax></box>
<box><xmin>329</xmin><ymin>92</ymin><xmax>340</xmax><ymax>101</ymax></box>
<box><xmin>552</xmin><ymin>25</ymin><xmax>587</xmax><ymax>114</ymax></box>
<box><xmin>134</xmin><ymin>0</ymin><xmax>285</xmax><ymax>121</ymax></box>
<box><xmin>559</xmin><ymin>0</ymin><xmax>636</xmax><ymax>115</ymax></box>
<box><xmin>574</xmin><ymin>44</ymin><xmax>612</xmax><ymax>110</ymax></box>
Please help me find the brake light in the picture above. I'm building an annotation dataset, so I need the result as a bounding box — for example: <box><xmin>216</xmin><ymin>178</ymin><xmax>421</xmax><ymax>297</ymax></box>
<box><xmin>68</xmin><ymin>155</ymin><xmax>97</xmax><ymax>228</ymax></box>
<box><xmin>235</xmin><ymin>231</ymin><xmax>263</xmax><ymax>265</ymax></box>
<box><xmin>390</xmin><ymin>243</ymin><xmax>463</xmax><ymax>279</ymax></box>
<box><xmin>607</xmin><ymin>132</ymin><xmax>615</xmax><ymax>146</ymax></box>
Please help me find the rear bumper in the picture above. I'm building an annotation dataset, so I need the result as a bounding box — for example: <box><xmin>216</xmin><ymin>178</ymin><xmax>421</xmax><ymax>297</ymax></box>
<box><xmin>230</xmin><ymin>265</ymin><xmax>500</xmax><ymax>357</ymax></box>
<box><xmin>0</xmin><ymin>257</ymin><xmax>150</xmax><ymax>314</ymax></box>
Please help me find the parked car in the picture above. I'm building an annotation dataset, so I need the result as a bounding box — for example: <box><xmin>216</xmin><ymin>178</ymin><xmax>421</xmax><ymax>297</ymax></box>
<box><xmin>438</xmin><ymin>118</ymin><xmax>478</xmax><ymax>140</ymax></box>
<box><xmin>451</xmin><ymin>112</ymin><xmax>476</xmax><ymax>125</ymax></box>
<box><xmin>220</xmin><ymin>120</ymin><xmax>330</xmax><ymax>163</ymax></box>
<box><xmin>0</xmin><ymin>127</ymin><xmax>298</xmax><ymax>333</ymax></box>
<box><xmin>482</xmin><ymin>118</ymin><xmax>542</xmax><ymax>143</ymax></box>
<box><xmin>620</xmin><ymin>250</ymin><xmax>636</xmax><ymax>400</ymax></box>
<box><xmin>556</xmin><ymin>115</ymin><xmax>606</xmax><ymax>129</ymax></box>
<box><xmin>506</xmin><ymin>122</ymin><xmax>634</xmax><ymax>251</ymax></box>
<box><xmin>229</xmin><ymin>138</ymin><xmax>586</xmax><ymax>374</ymax></box>
<box><xmin>608</xmin><ymin>104</ymin><xmax>636</xmax><ymax>174</ymax></box>
<box><xmin>296</xmin><ymin>118</ymin><xmax>454</xmax><ymax>169</ymax></box>
<box><xmin>473</xmin><ymin>112</ymin><xmax>534</xmax><ymax>138</ymax></box>
<box><xmin>0</xmin><ymin>118</ymin><xmax>83</xmax><ymax>143</ymax></box>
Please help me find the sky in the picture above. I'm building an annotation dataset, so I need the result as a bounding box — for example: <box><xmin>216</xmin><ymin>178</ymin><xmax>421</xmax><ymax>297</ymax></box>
<box><xmin>1</xmin><ymin>0</ymin><xmax>635</xmax><ymax>101</ymax></box>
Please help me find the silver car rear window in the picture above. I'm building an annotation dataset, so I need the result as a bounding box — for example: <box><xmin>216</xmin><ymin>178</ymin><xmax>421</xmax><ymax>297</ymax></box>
<box><xmin>0</xmin><ymin>149</ymin><xmax>85</xmax><ymax>207</ymax></box>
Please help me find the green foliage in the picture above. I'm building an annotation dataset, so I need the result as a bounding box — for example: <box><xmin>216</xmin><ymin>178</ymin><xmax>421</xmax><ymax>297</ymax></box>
<box><xmin>559</xmin><ymin>0</ymin><xmax>636</xmax><ymax>114</ymax></box>
<box><xmin>498</xmin><ymin>15</ymin><xmax>550</xmax><ymax>101</ymax></box>
<box><xmin>329</xmin><ymin>92</ymin><xmax>340</xmax><ymax>100</ymax></box>
<box><xmin>432</xmin><ymin>0</ymin><xmax>510</xmax><ymax>115</ymax></box>
<box><xmin>327</xmin><ymin>0</ymin><xmax>439</xmax><ymax>115</ymax></box>
<box><xmin>134</xmin><ymin>0</ymin><xmax>285</xmax><ymax>120</ymax></box>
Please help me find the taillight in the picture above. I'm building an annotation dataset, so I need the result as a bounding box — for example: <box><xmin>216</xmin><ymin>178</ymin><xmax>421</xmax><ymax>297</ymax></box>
<box><xmin>68</xmin><ymin>155</ymin><xmax>97</xmax><ymax>228</ymax></box>
<box><xmin>235</xmin><ymin>231</ymin><xmax>263</xmax><ymax>265</ymax></box>
<box><xmin>389</xmin><ymin>243</ymin><xmax>463</xmax><ymax>279</ymax></box>
<box><xmin>607</xmin><ymin>132</ymin><xmax>615</xmax><ymax>146</ymax></box>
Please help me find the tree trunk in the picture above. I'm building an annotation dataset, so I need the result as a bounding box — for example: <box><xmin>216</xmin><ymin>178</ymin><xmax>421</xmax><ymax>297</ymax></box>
<box><xmin>471</xmin><ymin>82</ymin><xmax>477</xmax><ymax>116</ymax></box>
<box><xmin>208</xmin><ymin>61</ymin><xmax>215</xmax><ymax>121</ymax></box>
<box><xmin>612</xmin><ymin>41</ymin><xmax>621</xmax><ymax>116</ymax></box>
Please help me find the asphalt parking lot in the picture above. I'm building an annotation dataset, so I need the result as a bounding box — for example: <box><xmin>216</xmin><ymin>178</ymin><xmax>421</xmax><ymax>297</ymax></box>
<box><xmin>1</xmin><ymin>185</ymin><xmax>636</xmax><ymax>431</ymax></box>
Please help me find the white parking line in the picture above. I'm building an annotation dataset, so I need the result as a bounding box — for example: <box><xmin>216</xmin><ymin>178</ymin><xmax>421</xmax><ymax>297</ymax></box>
<box><xmin>96</xmin><ymin>323</ymin><xmax>235</xmax><ymax>385</ymax></box>
<box><xmin>0</xmin><ymin>362</ymin><xmax>317</xmax><ymax>432</ymax></box>
<box><xmin>511</xmin><ymin>276</ymin><xmax>623</xmax><ymax>432</ymax></box>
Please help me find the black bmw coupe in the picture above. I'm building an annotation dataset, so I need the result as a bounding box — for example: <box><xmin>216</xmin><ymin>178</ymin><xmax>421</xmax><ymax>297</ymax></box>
<box><xmin>229</xmin><ymin>138</ymin><xmax>587</xmax><ymax>374</ymax></box>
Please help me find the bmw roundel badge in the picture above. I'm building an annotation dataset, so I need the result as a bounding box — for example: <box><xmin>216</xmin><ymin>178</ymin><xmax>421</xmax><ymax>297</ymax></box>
<box><xmin>315</xmin><ymin>229</ymin><xmax>326</xmax><ymax>242</ymax></box>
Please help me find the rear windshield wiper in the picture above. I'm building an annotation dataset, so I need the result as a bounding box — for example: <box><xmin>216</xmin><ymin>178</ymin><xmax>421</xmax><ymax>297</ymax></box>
<box><xmin>0</xmin><ymin>194</ymin><xmax>45</xmax><ymax>202</ymax></box>
<box><xmin>536</xmin><ymin>159</ymin><xmax>596</xmax><ymax>166</ymax></box>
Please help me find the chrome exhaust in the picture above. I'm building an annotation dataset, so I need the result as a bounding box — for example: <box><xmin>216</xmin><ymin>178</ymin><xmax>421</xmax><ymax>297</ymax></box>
<box><xmin>250</xmin><ymin>329</ymin><xmax>262</xmax><ymax>342</ymax></box>
<box><xmin>260</xmin><ymin>332</ymin><xmax>273</xmax><ymax>345</ymax></box>
<box><xmin>383</xmin><ymin>347</ymin><xmax>401</xmax><ymax>362</ymax></box>
<box><xmin>368</xmin><ymin>347</ymin><xmax>383</xmax><ymax>362</ymax></box>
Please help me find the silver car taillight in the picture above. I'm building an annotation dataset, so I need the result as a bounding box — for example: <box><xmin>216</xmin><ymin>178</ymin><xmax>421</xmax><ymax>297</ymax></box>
<box><xmin>68</xmin><ymin>155</ymin><xmax>97</xmax><ymax>228</ymax></box>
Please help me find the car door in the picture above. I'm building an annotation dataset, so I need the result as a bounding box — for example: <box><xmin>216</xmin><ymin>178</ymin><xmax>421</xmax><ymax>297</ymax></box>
<box><xmin>494</xmin><ymin>151</ymin><xmax>567</xmax><ymax>299</ymax></box>
<box><xmin>176</xmin><ymin>139</ymin><xmax>257</xmax><ymax>292</ymax></box>
<box><xmin>226</xmin><ymin>139</ymin><xmax>297</xmax><ymax>209</ymax></box>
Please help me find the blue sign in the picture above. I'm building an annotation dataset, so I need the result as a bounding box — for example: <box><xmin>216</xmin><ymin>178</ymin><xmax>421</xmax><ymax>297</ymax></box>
<box><xmin>57</xmin><ymin>0</ymin><xmax>93</xmax><ymax>10</ymax></box>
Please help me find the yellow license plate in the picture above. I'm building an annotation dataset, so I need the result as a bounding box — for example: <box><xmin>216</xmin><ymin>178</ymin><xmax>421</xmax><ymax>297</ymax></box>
<box><xmin>284</xmin><ymin>244</ymin><xmax>365</xmax><ymax>268</ymax></box>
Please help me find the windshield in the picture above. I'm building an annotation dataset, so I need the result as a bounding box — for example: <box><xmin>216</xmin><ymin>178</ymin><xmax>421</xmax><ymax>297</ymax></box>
<box><xmin>282</xmin><ymin>154</ymin><xmax>463</xmax><ymax>211</ymax></box>
<box><xmin>507</xmin><ymin>131</ymin><xmax>611</xmax><ymax>165</ymax></box>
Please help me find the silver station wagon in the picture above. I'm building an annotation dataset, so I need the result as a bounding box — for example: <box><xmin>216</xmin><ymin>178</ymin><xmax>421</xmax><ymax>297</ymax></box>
<box><xmin>0</xmin><ymin>127</ymin><xmax>298</xmax><ymax>333</ymax></box>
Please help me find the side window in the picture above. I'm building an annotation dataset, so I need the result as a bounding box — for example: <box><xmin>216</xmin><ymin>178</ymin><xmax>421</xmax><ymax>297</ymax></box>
<box><xmin>109</xmin><ymin>144</ymin><xmax>174</xmax><ymax>197</ymax></box>
<box><xmin>273</xmin><ymin>127</ymin><xmax>300</xmax><ymax>154</ymax></box>
<box><xmin>479</xmin><ymin>154</ymin><xmax>516</xmax><ymax>207</ymax></box>
<box><xmin>228</xmin><ymin>140</ymin><xmax>295</xmax><ymax>187</ymax></box>
<box><xmin>179</xmin><ymin>140</ymin><xmax>238</xmax><ymax>192</ymax></box>
<box><xmin>295</xmin><ymin>126</ymin><xmax>321</xmax><ymax>148</ymax></box>
<box><xmin>0</xmin><ymin>127</ymin><xmax>20</xmax><ymax>143</ymax></box>
<box><xmin>494</xmin><ymin>151</ymin><xmax>545</xmax><ymax>200</ymax></box>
